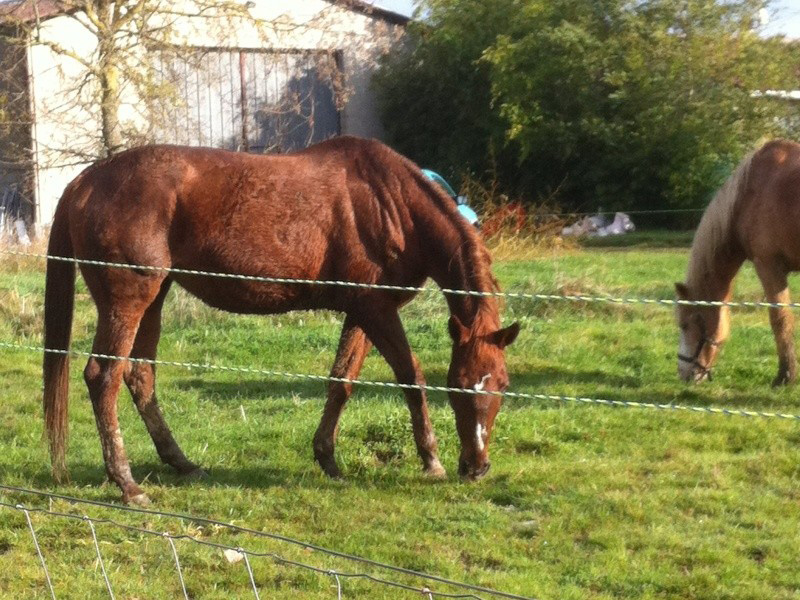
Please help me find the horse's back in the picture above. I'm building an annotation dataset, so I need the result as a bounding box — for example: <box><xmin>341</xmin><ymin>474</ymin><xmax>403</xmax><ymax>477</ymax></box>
<box><xmin>57</xmin><ymin>139</ymin><xmax>427</xmax><ymax>313</ymax></box>
<box><xmin>736</xmin><ymin>139</ymin><xmax>800</xmax><ymax>265</ymax></box>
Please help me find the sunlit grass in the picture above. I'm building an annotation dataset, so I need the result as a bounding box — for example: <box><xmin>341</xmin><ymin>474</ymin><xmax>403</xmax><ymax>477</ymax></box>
<box><xmin>0</xmin><ymin>233</ymin><xmax>799</xmax><ymax>599</ymax></box>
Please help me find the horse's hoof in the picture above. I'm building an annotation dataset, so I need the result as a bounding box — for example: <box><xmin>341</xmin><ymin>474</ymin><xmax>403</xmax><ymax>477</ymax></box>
<box><xmin>125</xmin><ymin>492</ymin><xmax>151</xmax><ymax>507</ymax></box>
<box><xmin>322</xmin><ymin>465</ymin><xmax>343</xmax><ymax>479</ymax></box>
<box><xmin>772</xmin><ymin>373</ymin><xmax>794</xmax><ymax>387</ymax></box>
<box><xmin>424</xmin><ymin>461</ymin><xmax>447</xmax><ymax>479</ymax></box>
<box><xmin>316</xmin><ymin>457</ymin><xmax>342</xmax><ymax>479</ymax></box>
<box><xmin>181</xmin><ymin>467</ymin><xmax>208</xmax><ymax>480</ymax></box>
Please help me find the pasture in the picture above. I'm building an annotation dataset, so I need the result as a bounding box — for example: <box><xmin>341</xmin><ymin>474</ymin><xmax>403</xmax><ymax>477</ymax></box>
<box><xmin>0</xmin><ymin>232</ymin><xmax>799</xmax><ymax>599</ymax></box>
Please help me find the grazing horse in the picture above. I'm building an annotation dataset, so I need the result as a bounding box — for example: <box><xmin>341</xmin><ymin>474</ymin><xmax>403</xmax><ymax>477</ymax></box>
<box><xmin>43</xmin><ymin>136</ymin><xmax>519</xmax><ymax>505</ymax></box>
<box><xmin>676</xmin><ymin>139</ymin><xmax>800</xmax><ymax>385</ymax></box>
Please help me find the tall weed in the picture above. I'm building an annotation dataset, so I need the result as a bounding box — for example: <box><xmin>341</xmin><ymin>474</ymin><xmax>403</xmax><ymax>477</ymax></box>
<box><xmin>460</xmin><ymin>174</ymin><xmax>576</xmax><ymax>260</ymax></box>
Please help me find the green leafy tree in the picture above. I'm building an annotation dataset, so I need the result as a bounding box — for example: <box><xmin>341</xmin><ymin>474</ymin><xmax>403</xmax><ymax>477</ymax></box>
<box><xmin>374</xmin><ymin>0</ymin><xmax>519</xmax><ymax>186</ymax></box>
<box><xmin>376</xmin><ymin>0</ymin><xmax>800</xmax><ymax>217</ymax></box>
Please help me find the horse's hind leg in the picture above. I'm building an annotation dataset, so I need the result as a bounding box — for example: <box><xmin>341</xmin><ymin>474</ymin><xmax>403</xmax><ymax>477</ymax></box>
<box><xmin>84</xmin><ymin>302</ymin><xmax>153</xmax><ymax>506</ymax></box>
<box><xmin>314</xmin><ymin>315</ymin><xmax>372</xmax><ymax>477</ymax></box>
<box><xmin>123</xmin><ymin>280</ymin><xmax>203</xmax><ymax>477</ymax></box>
<box><xmin>357</xmin><ymin>308</ymin><xmax>446</xmax><ymax>478</ymax></box>
<box><xmin>754</xmin><ymin>259</ymin><xmax>797</xmax><ymax>386</ymax></box>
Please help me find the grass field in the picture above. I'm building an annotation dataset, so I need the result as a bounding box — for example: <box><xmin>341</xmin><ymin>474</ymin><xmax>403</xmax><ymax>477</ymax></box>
<box><xmin>1</xmin><ymin>232</ymin><xmax>799</xmax><ymax>599</ymax></box>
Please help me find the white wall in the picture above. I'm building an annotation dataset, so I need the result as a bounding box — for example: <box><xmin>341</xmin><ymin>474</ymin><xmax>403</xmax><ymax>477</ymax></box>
<box><xmin>28</xmin><ymin>13</ymin><xmax>102</xmax><ymax>225</ymax></box>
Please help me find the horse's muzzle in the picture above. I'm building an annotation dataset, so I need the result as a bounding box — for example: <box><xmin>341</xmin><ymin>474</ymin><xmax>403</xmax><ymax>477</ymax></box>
<box><xmin>458</xmin><ymin>459</ymin><xmax>491</xmax><ymax>481</ymax></box>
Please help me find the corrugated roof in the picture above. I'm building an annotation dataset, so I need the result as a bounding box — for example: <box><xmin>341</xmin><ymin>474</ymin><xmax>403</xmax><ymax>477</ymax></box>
<box><xmin>0</xmin><ymin>1</ymin><xmax>66</xmax><ymax>23</ymax></box>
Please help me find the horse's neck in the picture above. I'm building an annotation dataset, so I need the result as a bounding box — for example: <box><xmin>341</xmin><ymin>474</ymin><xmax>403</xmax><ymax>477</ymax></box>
<box><xmin>686</xmin><ymin>220</ymin><xmax>744</xmax><ymax>302</ymax></box>
<box><xmin>425</xmin><ymin>229</ymin><xmax>500</xmax><ymax>332</ymax></box>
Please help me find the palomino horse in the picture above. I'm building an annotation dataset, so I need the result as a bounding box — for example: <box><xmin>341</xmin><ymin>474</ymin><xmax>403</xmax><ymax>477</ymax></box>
<box><xmin>676</xmin><ymin>139</ymin><xmax>800</xmax><ymax>385</ymax></box>
<box><xmin>43</xmin><ymin>136</ymin><xmax>519</xmax><ymax>505</ymax></box>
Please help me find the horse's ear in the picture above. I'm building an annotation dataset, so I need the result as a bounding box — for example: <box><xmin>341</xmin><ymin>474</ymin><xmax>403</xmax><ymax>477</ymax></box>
<box><xmin>675</xmin><ymin>282</ymin><xmax>690</xmax><ymax>300</ymax></box>
<box><xmin>489</xmin><ymin>322</ymin><xmax>520</xmax><ymax>348</ymax></box>
<box><xmin>448</xmin><ymin>315</ymin><xmax>470</xmax><ymax>345</ymax></box>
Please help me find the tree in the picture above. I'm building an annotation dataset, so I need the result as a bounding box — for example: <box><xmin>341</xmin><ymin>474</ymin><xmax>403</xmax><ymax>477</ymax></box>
<box><xmin>375</xmin><ymin>0</ymin><xmax>800</xmax><ymax>218</ymax></box>
<box><xmin>373</xmin><ymin>0</ymin><xmax>519</xmax><ymax>187</ymax></box>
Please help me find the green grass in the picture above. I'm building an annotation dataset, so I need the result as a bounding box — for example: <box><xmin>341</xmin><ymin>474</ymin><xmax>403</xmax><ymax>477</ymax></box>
<box><xmin>579</xmin><ymin>229</ymin><xmax>695</xmax><ymax>249</ymax></box>
<box><xmin>1</xmin><ymin>234</ymin><xmax>799</xmax><ymax>599</ymax></box>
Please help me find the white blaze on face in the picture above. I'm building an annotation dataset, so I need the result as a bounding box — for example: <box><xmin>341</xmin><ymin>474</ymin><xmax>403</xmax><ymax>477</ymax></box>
<box><xmin>475</xmin><ymin>423</ymin><xmax>486</xmax><ymax>452</ymax></box>
<box><xmin>473</xmin><ymin>374</ymin><xmax>491</xmax><ymax>451</ymax></box>
<box><xmin>473</xmin><ymin>373</ymin><xmax>491</xmax><ymax>392</ymax></box>
<box><xmin>678</xmin><ymin>331</ymin><xmax>693</xmax><ymax>379</ymax></box>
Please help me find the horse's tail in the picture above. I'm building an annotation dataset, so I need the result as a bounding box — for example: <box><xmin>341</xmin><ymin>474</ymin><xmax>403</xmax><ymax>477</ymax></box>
<box><xmin>43</xmin><ymin>199</ymin><xmax>76</xmax><ymax>482</ymax></box>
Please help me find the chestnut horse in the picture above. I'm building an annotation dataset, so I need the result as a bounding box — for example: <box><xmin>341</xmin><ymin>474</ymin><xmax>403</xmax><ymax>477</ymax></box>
<box><xmin>43</xmin><ymin>136</ymin><xmax>519</xmax><ymax>505</ymax></box>
<box><xmin>676</xmin><ymin>139</ymin><xmax>800</xmax><ymax>386</ymax></box>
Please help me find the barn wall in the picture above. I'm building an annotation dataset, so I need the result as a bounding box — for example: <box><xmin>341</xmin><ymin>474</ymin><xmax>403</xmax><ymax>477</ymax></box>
<box><xmin>28</xmin><ymin>1</ymin><xmax>403</xmax><ymax>224</ymax></box>
<box><xmin>28</xmin><ymin>14</ymin><xmax>102</xmax><ymax>226</ymax></box>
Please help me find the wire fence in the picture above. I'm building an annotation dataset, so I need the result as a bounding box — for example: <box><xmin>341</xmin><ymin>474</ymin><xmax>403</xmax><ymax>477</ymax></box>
<box><xmin>2</xmin><ymin>249</ymin><xmax>800</xmax><ymax>420</ymax></box>
<box><xmin>0</xmin><ymin>485</ymin><xmax>534</xmax><ymax>600</ymax></box>
<box><xmin>1</xmin><ymin>340</ymin><xmax>799</xmax><ymax>420</ymax></box>
<box><xmin>3</xmin><ymin>248</ymin><xmax>800</xmax><ymax>310</ymax></box>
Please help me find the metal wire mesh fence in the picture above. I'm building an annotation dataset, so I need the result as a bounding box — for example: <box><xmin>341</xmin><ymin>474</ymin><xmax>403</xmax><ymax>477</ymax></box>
<box><xmin>0</xmin><ymin>485</ymin><xmax>534</xmax><ymax>600</ymax></box>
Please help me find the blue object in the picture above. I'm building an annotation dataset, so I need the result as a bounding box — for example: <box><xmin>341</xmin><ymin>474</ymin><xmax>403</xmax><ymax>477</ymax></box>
<box><xmin>457</xmin><ymin>203</ymin><xmax>479</xmax><ymax>225</ymax></box>
<box><xmin>421</xmin><ymin>169</ymin><xmax>479</xmax><ymax>227</ymax></box>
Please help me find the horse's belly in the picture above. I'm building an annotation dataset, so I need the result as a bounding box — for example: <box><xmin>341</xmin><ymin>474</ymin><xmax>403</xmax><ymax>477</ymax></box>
<box><xmin>171</xmin><ymin>273</ymin><xmax>332</xmax><ymax>314</ymax></box>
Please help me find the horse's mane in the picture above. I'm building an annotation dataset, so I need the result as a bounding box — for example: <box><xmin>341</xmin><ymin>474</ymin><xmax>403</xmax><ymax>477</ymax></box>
<box><xmin>345</xmin><ymin>137</ymin><xmax>501</xmax><ymax>328</ymax></box>
<box><xmin>686</xmin><ymin>150</ymin><xmax>755</xmax><ymax>292</ymax></box>
<box><xmin>402</xmin><ymin>154</ymin><xmax>502</xmax><ymax>327</ymax></box>
<box><xmin>407</xmin><ymin>165</ymin><xmax>500</xmax><ymax>287</ymax></box>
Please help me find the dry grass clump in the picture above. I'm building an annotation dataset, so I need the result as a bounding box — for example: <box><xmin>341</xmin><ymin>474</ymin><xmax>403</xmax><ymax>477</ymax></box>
<box><xmin>0</xmin><ymin>232</ymin><xmax>49</xmax><ymax>273</ymax></box>
<box><xmin>460</xmin><ymin>175</ymin><xmax>578</xmax><ymax>260</ymax></box>
<box><xmin>0</xmin><ymin>287</ymin><xmax>43</xmax><ymax>339</ymax></box>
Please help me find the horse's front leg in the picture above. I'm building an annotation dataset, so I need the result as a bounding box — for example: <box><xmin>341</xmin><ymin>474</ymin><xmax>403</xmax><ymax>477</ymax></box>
<box><xmin>358</xmin><ymin>308</ymin><xmax>446</xmax><ymax>478</ymax></box>
<box><xmin>314</xmin><ymin>315</ymin><xmax>372</xmax><ymax>477</ymax></box>
<box><xmin>754</xmin><ymin>261</ymin><xmax>797</xmax><ymax>386</ymax></box>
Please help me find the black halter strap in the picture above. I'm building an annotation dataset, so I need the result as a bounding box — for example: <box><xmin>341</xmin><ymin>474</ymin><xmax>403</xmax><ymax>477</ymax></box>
<box><xmin>678</xmin><ymin>335</ymin><xmax>720</xmax><ymax>381</ymax></box>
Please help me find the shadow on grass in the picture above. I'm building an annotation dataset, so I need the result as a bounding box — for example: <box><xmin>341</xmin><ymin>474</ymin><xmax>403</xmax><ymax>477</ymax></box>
<box><xmin>17</xmin><ymin>459</ymin><xmax>311</xmax><ymax>496</ymax></box>
<box><xmin>16</xmin><ymin>458</ymin><xmax>456</xmax><ymax>502</ymax></box>
<box><xmin>511</xmin><ymin>366</ymin><xmax>641</xmax><ymax>390</ymax></box>
<box><xmin>173</xmin><ymin>377</ymin><xmax>328</xmax><ymax>402</ymax></box>
<box><xmin>171</xmin><ymin>375</ymin><xmax>456</xmax><ymax>407</ymax></box>
<box><xmin>172</xmin><ymin>362</ymin><xmax>651</xmax><ymax>406</ymax></box>
<box><xmin>169</xmin><ymin>366</ymin><xmax>800</xmax><ymax>414</ymax></box>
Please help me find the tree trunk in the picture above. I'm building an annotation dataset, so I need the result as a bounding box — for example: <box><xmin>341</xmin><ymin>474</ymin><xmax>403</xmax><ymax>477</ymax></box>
<box><xmin>99</xmin><ymin>60</ymin><xmax>124</xmax><ymax>156</ymax></box>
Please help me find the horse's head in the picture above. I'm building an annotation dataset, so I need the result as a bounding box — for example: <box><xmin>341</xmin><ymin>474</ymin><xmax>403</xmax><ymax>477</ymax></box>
<box><xmin>447</xmin><ymin>315</ymin><xmax>520</xmax><ymax>481</ymax></box>
<box><xmin>675</xmin><ymin>282</ymin><xmax>729</xmax><ymax>382</ymax></box>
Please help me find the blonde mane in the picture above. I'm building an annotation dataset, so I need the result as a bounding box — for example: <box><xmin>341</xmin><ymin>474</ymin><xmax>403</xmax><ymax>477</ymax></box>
<box><xmin>686</xmin><ymin>152</ymin><xmax>755</xmax><ymax>293</ymax></box>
